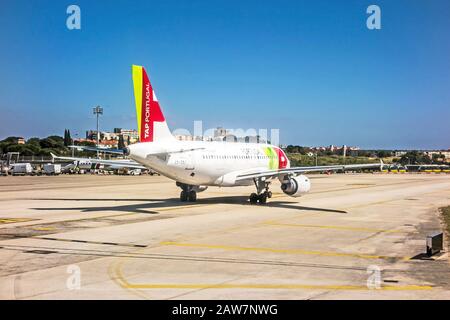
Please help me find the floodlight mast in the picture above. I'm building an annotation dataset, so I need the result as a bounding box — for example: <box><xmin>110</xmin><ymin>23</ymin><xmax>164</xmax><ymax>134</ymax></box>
<box><xmin>93</xmin><ymin>106</ymin><xmax>103</xmax><ymax>158</ymax></box>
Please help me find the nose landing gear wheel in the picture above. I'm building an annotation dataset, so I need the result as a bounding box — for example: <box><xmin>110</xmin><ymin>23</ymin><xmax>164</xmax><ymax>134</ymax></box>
<box><xmin>249</xmin><ymin>193</ymin><xmax>268</xmax><ymax>204</ymax></box>
<box><xmin>249</xmin><ymin>193</ymin><xmax>258</xmax><ymax>204</ymax></box>
<box><xmin>251</xmin><ymin>177</ymin><xmax>272</xmax><ymax>204</ymax></box>
<box><xmin>258</xmin><ymin>193</ymin><xmax>267</xmax><ymax>204</ymax></box>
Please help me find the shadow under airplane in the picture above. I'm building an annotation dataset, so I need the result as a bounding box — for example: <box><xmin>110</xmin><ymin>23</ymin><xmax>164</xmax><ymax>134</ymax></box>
<box><xmin>31</xmin><ymin>196</ymin><xmax>347</xmax><ymax>215</ymax></box>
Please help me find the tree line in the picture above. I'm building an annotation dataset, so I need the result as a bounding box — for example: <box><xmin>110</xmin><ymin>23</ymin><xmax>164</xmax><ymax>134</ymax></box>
<box><xmin>283</xmin><ymin>145</ymin><xmax>393</xmax><ymax>158</ymax></box>
<box><xmin>0</xmin><ymin>129</ymin><xmax>96</xmax><ymax>156</ymax></box>
<box><xmin>283</xmin><ymin>145</ymin><xmax>446</xmax><ymax>165</ymax></box>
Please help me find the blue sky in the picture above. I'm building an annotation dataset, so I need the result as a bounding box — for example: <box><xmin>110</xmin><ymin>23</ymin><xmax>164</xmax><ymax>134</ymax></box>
<box><xmin>0</xmin><ymin>0</ymin><xmax>449</xmax><ymax>149</ymax></box>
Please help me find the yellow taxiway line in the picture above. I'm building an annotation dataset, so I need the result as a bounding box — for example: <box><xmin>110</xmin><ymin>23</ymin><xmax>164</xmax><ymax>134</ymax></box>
<box><xmin>109</xmin><ymin>243</ymin><xmax>429</xmax><ymax>293</ymax></box>
<box><xmin>110</xmin><ymin>247</ymin><xmax>430</xmax><ymax>292</ymax></box>
<box><xmin>0</xmin><ymin>218</ymin><xmax>36</xmax><ymax>224</ymax></box>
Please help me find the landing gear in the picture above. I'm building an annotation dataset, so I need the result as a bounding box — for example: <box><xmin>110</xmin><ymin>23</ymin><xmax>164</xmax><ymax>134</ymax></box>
<box><xmin>180</xmin><ymin>190</ymin><xmax>188</xmax><ymax>202</ymax></box>
<box><xmin>258</xmin><ymin>193</ymin><xmax>267</xmax><ymax>204</ymax></box>
<box><xmin>188</xmin><ymin>190</ymin><xmax>197</xmax><ymax>202</ymax></box>
<box><xmin>249</xmin><ymin>178</ymin><xmax>271</xmax><ymax>204</ymax></box>
<box><xmin>249</xmin><ymin>193</ymin><xmax>258</xmax><ymax>204</ymax></box>
<box><xmin>177</xmin><ymin>182</ymin><xmax>197</xmax><ymax>202</ymax></box>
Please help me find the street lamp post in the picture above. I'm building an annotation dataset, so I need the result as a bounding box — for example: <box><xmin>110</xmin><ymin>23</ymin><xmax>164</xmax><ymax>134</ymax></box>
<box><xmin>93</xmin><ymin>106</ymin><xmax>103</xmax><ymax>158</ymax></box>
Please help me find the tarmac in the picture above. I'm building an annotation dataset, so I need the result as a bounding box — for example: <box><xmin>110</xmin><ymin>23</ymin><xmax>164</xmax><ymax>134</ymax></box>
<box><xmin>0</xmin><ymin>173</ymin><xmax>449</xmax><ymax>299</ymax></box>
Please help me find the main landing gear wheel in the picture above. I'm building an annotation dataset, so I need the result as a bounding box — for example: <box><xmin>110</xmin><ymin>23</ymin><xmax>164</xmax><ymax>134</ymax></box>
<box><xmin>180</xmin><ymin>190</ymin><xmax>188</xmax><ymax>202</ymax></box>
<box><xmin>188</xmin><ymin>190</ymin><xmax>197</xmax><ymax>202</ymax></box>
<box><xmin>177</xmin><ymin>182</ymin><xmax>198</xmax><ymax>202</ymax></box>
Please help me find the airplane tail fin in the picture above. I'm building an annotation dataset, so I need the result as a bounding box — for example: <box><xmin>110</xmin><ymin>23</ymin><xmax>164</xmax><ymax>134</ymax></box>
<box><xmin>132</xmin><ymin>65</ymin><xmax>174</xmax><ymax>143</ymax></box>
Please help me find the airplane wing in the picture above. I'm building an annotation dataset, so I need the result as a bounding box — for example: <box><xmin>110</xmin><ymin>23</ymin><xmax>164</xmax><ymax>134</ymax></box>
<box><xmin>51</xmin><ymin>154</ymin><xmax>147</xmax><ymax>169</ymax></box>
<box><xmin>69</xmin><ymin>145</ymin><xmax>205</xmax><ymax>156</ymax></box>
<box><xmin>235</xmin><ymin>161</ymin><xmax>384</xmax><ymax>181</ymax></box>
<box><xmin>68</xmin><ymin>145</ymin><xmax>124</xmax><ymax>154</ymax></box>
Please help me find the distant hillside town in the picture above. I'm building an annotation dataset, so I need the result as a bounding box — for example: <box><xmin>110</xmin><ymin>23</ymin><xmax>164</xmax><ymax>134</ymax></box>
<box><xmin>84</xmin><ymin>128</ymin><xmax>140</xmax><ymax>149</ymax></box>
<box><xmin>83</xmin><ymin>127</ymin><xmax>269</xmax><ymax>147</ymax></box>
<box><xmin>173</xmin><ymin>127</ymin><xmax>268</xmax><ymax>143</ymax></box>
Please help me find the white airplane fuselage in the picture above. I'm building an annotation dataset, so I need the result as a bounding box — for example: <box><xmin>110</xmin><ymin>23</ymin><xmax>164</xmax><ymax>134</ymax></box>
<box><xmin>128</xmin><ymin>140</ymin><xmax>290</xmax><ymax>187</ymax></box>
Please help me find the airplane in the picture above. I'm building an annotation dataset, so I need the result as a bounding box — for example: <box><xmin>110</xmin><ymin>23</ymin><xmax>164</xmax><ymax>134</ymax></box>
<box><xmin>61</xmin><ymin>159</ymin><xmax>102</xmax><ymax>173</ymax></box>
<box><xmin>59</xmin><ymin>145</ymin><xmax>148</xmax><ymax>173</ymax></box>
<box><xmin>54</xmin><ymin>65</ymin><xmax>383</xmax><ymax>204</ymax></box>
<box><xmin>53</xmin><ymin>154</ymin><xmax>147</xmax><ymax>173</ymax></box>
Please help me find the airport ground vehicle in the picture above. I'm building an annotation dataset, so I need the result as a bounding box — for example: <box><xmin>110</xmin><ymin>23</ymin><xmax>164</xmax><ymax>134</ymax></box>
<box><xmin>0</xmin><ymin>161</ymin><xmax>8</xmax><ymax>176</ymax></box>
<box><xmin>128</xmin><ymin>169</ymin><xmax>142</xmax><ymax>175</ymax></box>
<box><xmin>43</xmin><ymin>163</ymin><xmax>61</xmax><ymax>175</ymax></box>
<box><xmin>10</xmin><ymin>163</ymin><xmax>33</xmax><ymax>176</ymax></box>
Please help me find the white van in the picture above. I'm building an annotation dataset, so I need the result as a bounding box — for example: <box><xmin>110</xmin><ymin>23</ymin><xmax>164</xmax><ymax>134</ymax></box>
<box><xmin>43</xmin><ymin>163</ymin><xmax>61</xmax><ymax>175</ymax></box>
<box><xmin>11</xmin><ymin>163</ymin><xmax>33</xmax><ymax>175</ymax></box>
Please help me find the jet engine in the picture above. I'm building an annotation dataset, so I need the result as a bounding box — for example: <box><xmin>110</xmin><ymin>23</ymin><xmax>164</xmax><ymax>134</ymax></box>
<box><xmin>280</xmin><ymin>175</ymin><xmax>311</xmax><ymax>197</ymax></box>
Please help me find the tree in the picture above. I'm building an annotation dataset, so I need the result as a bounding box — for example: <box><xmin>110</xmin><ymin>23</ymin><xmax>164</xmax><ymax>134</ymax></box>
<box><xmin>376</xmin><ymin>150</ymin><xmax>392</xmax><ymax>158</ymax></box>
<box><xmin>399</xmin><ymin>151</ymin><xmax>431</xmax><ymax>165</ymax></box>
<box><xmin>432</xmin><ymin>153</ymin><xmax>445</xmax><ymax>164</ymax></box>
<box><xmin>5</xmin><ymin>144</ymin><xmax>34</xmax><ymax>156</ymax></box>
<box><xmin>47</xmin><ymin>135</ymin><xmax>64</xmax><ymax>145</ymax></box>
<box><xmin>63</xmin><ymin>129</ymin><xmax>72</xmax><ymax>146</ymax></box>
<box><xmin>0</xmin><ymin>136</ymin><xmax>22</xmax><ymax>144</ymax></box>
<box><xmin>39</xmin><ymin>136</ymin><xmax>64</xmax><ymax>149</ymax></box>
<box><xmin>284</xmin><ymin>145</ymin><xmax>311</xmax><ymax>154</ymax></box>
<box><xmin>23</xmin><ymin>143</ymin><xmax>40</xmax><ymax>155</ymax></box>
<box><xmin>26</xmin><ymin>137</ymin><xmax>40</xmax><ymax>146</ymax></box>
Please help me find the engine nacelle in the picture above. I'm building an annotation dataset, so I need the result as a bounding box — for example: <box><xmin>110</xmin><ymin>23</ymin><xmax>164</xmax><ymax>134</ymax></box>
<box><xmin>280</xmin><ymin>175</ymin><xmax>311</xmax><ymax>197</ymax></box>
